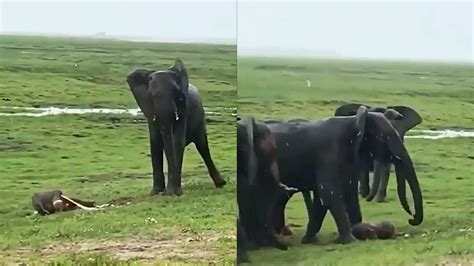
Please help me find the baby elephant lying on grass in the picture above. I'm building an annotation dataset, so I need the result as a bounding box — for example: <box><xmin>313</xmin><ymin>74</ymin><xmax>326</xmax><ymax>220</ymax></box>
<box><xmin>32</xmin><ymin>190</ymin><xmax>107</xmax><ymax>215</ymax></box>
<box><xmin>351</xmin><ymin>221</ymin><xmax>396</xmax><ymax>240</ymax></box>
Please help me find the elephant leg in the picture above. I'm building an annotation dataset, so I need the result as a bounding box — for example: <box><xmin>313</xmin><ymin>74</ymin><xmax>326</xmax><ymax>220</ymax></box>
<box><xmin>237</xmin><ymin>218</ymin><xmax>250</xmax><ymax>263</ymax></box>
<box><xmin>344</xmin><ymin>177</ymin><xmax>362</xmax><ymax>225</ymax></box>
<box><xmin>317</xmin><ymin>171</ymin><xmax>356</xmax><ymax>244</ymax></box>
<box><xmin>194</xmin><ymin>126</ymin><xmax>227</xmax><ymax>188</ymax></box>
<box><xmin>148</xmin><ymin>122</ymin><xmax>165</xmax><ymax>195</ymax></box>
<box><xmin>262</xmin><ymin>198</ymin><xmax>287</xmax><ymax>250</ymax></box>
<box><xmin>375</xmin><ymin>163</ymin><xmax>392</xmax><ymax>202</ymax></box>
<box><xmin>302</xmin><ymin>190</ymin><xmax>328</xmax><ymax>244</ymax></box>
<box><xmin>272</xmin><ymin>192</ymin><xmax>292</xmax><ymax>235</ymax></box>
<box><xmin>358</xmin><ymin>162</ymin><xmax>370</xmax><ymax>198</ymax></box>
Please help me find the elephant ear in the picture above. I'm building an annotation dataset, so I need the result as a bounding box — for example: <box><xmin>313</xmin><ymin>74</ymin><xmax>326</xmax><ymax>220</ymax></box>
<box><xmin>383</xmin><ymin>109</ymin><xmax>403</xmax><ymax>120</ymax></box>
<box><xmin>366</xmin><ymin>114</ymin><xmax>423</xmax><ymax>226</ymax></box>
<box><xmin>169</xmin><ymin>59</ymin><xmax>189</xmax><ymax>93</ymax></box>
<box><xmin>387</xmin><ymin>106</ymin><xmax>422</xmax><ymax>137</ymax></box>
<box><xmin>334</xmin><ymin>103</ymin><xmax>370</xmax><ymax>117</ymax></box>
<box><xmin>126</xmin><ymin>68</ymin><xmax>155</xmax><ymax>121</ymax></box>
<box><xmin>240</xmin><ymin>117</ymin><xmax>258</xmax><ymax>185</ymax></box>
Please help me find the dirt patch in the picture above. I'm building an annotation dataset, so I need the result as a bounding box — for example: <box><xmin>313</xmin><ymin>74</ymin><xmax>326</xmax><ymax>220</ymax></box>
<box><xmin>107</xmin><ymin>196</ymin><xmax>135</xmax><ymax>206</ymax></box>
<box><xmin>415</xmin><ymin>257</ymin><xmax>474</xmax><ymax>266</ymax></box>
<box><xmin>0</xmin><ymin>137</ymin><xmax>30</xmax><ymax>152</ymax></box>
<box><xmin>2</xmin><ymin>230</ymin><xmax>230</xmax><ymax>264</ymax></box>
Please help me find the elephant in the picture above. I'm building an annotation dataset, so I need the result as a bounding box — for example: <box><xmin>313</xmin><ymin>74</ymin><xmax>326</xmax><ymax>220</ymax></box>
<box><xmin>351</xmin><ymin>221</ymin><xmax>396</xmax><ymax>240</ymax></box>
<box><xmin>237</xmin><ymin>117</ymin><xmax>292</xmax><ymax>255</ymax></box>
<box><xmin>237</xmin><ymin>217</ymin><xmax>249</xmax><ymax>264</ymax></box>
<box><xmin>126</xmin><ymin>59</ymin><xmax>226</xmax><ymax>196</ymax></box>
<box><xmin>32</xmin><ymin>190</ymin><xmax>97</xmax><ymax>215</ymax></box>
<box><xmin>335</xmin><ymin>103</ymin><xmax>422</xmax><ymax>202</ymax></box>
<box><xmin>266</xmin><ymin>106</ymin><xmax>423</xmax><ymax>244</ymax></box>
<box><xmin>32</xmin><ymin>190</ymin><xmax>65</xmax><ymax>215</ymax></box>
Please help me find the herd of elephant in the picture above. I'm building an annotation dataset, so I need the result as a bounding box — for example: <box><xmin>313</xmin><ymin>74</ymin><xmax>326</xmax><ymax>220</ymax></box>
<box><xmin>236</xmin><ymin>104</ymin><xmax>424</xmax><ymax>263</ymax></box>
<box><xmin>124</xmin><ymin>59</ymin><xmax>424</xmax><ymax>264</ymax></box>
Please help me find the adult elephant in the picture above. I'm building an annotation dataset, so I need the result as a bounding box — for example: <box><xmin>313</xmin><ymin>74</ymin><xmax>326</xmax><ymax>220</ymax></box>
<box><xmin>335</xmin><ymin>103</ymin><xmax>422</xmax><ymax>202</ymax></box>
<box><xmin>126</xmin><ymin>59</ymin><xmax>226</xmax><ymax>196</ymax></box>
<box><xmin>268</xmin><ymin>106</ymin><xmax>423</xmax><ymax>244</ymax></box>
<box><xmin>237</xmin><ymin>117</ymin><xmax>294</xmax><ymax>259</ymax></box>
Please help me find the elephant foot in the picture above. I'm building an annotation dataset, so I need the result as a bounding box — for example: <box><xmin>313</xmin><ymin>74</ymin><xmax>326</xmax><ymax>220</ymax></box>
<box><xmin>164</xmin><ymin>186</ymin><xmax>183</xmax><ymax>197</ymax></box>
<box><xmin>274</xmin><ymin>241</ymin><xmax>288</xmax><ymax>250</ymax></box>
<box><xmin>237</xmin><ymin>249</ymin><xmax>249</xmax><ymax>264</ymax></box>
<box><xmin>149</xmin><ymin>186</ymin><xmax>165</xmax><ymax>196</ymax></box>
<box><xmin>214</xmin><ymin>177</ymin><xmax>227</xmax><ymax>188</ymax></box>
<box><xmin>280</xmin><ymin>226</ymin><xmax>293</xmax><ymax>236</ymax></box>
<box><xmin>359</xmin><ymin>188</ymin><xmax>369</xmax><ymax>198</ymax></box>
<box><xmin>335</xmin><ymin>233</ymin><xmax>358</xmax><ymax>244</ymax></box>
<box><xmin>359</xmin><ymin>186</ymin><xmax>370</xmax><ymax>198</ymax></box>
<box><xmin>375</xmin><ymin>195</ymin><xmax>388</xmax><ymax>203</ymax></box>
<box><xmin>301</xmin><ymin>235</ymin><xmax>317</xmax><ymax>244</ymax></box>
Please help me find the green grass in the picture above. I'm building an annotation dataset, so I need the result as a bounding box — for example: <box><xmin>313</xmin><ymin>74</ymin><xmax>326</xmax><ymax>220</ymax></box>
<box><xmin>238</xmin><ymin>56</ymin><xmax>474</xmax><ymax>265</ymax></box>
<box><xmin>0</xmin><ymin>35</ymin><xmax>236</xmax><ymax>264</ymax></box>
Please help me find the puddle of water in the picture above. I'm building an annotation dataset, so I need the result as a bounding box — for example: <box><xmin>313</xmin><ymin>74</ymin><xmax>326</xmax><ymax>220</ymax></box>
<box><xmin>0</xmin><ymin>106</ymin><xmax>237</xmax><ymax>117</ymax></box>
<box><xmin>406</xmin><ymin>129</ymin><xmax>474</xmax><ymax>140</ymax></box>
<box><xmin>0</xmin><ymin>106</ymin><xmax>471</xmax><ymax>139</ymax></box>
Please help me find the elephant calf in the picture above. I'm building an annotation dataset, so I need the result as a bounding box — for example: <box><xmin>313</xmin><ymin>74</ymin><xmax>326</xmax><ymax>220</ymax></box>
<box><xmin>126</xmin><ymin>59</ymin><xmax>226</xmax><ymax>196</ymax></box>
<box><xmin>351</xmin><ymin>221</ymin><xmax>396</xmax><ymax>240</ymax></box>
<box><xmin>32</xmin><ymin>190</ymin><xmax>97</xmax><ymax>215</ymax></box>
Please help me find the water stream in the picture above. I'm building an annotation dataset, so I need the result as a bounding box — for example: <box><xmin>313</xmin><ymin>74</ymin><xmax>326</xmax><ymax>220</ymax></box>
<box><xmin>0</xmin><ymin>106</ymin><xmax>472</xmax><ymax>139</ymax></box>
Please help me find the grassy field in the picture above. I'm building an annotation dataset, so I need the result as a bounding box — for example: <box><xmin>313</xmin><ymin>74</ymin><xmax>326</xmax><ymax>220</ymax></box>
<box><xmin>238</xmin><ymin>57</ymin><xmax>474</xmax><ymax>265</ymax></box>
<box><xmin>0</xmin><ymin>35</ymin><xmax>236</xmax><ymax>264</ymax></box>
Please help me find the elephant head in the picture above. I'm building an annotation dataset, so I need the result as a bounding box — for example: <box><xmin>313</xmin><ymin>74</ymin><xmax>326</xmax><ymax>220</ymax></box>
<box><xmin>238</xmin><ymin>117</ymin><xmax>258</xmax><ymax>185</ymax></box>
<box><xmin>126</xmin><ymin>59</ymin><xmax>189</xmax><ymax>194</ymax></box>
<box><xmin>357</xmin><ymin>106</ymin><xmax>424</xmax><ymax>226</ymax></box>
<box><xmin>335</xmin><ymin>103</ymin><xmax>422</xmax><ymax>202</ymax></box>
<box><xmin>237</xmin><ymin>117</ymin><xmax>280</xmax><ymax>187</ymax></box>
<box><xmin>335</xmin><ymin>103</ymin><xmax>422</xmax><ymax>139</ymax></box>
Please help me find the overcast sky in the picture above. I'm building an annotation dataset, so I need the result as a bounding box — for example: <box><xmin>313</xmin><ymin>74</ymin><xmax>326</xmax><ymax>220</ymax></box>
<box><xmin>0</xmin><ymin>1</ymin><xmax>472</xmax><ymax>62</ymax></box>
<box><xmin>0</xmin><ymin>0</ymin><xmax>237</xmax><ymax>44</ymax></box>
<box><xmin>239</xmin><ymin>1</ymin><xmax>473</xmax><ymax>62</ymax></box>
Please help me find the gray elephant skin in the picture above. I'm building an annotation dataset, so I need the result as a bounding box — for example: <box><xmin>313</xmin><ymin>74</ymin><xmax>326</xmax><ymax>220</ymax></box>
<box><xmin>335</xmin><ymin>103</ymin><xmax>422</xmax><ymax>202</ymax></box>
<box><xmin>237</xmin><ymin>117</ymin><xmax>290</xmax><ymax>265</ymax></box>
<box><xmin>266</xmin><ymin>106</ymin><xmax>423</xmax><ymax>244</ymax></box>
<box><xmin>126</xmin><ymin>59</ymin><xmax>226</xmax><ymax>196</ymax></box>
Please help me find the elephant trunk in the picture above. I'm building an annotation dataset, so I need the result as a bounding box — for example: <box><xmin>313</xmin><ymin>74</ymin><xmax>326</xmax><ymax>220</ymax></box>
<box><xmin>162</xmin><ymin>123</ymin><xmax>184</xmax><ymax>184</ymax></box>
<box><xmin>394</xmin><ymin>156</ymin><xmax>423</xmax><ymax>226</ymax></box>
<box><xmin>366</xmin><ymin>160</ymin><xmax>389</xmax><ymax>202</ymax></box>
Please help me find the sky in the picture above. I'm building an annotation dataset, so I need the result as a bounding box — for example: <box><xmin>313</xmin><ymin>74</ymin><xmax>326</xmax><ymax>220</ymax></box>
<box><xmin>0</xmin><ymin>0</ymin><xmax>237</xmax><ymax>44</ymax></box>
<box><xmin>0</xmin><ymin>1</ymin><xmax>472</xmax><ymax>62</ymax></box>
<box><xmin>238</xmin><ymin>1</ymin><xmax>473</xmax><ymax>62</ymax></box>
